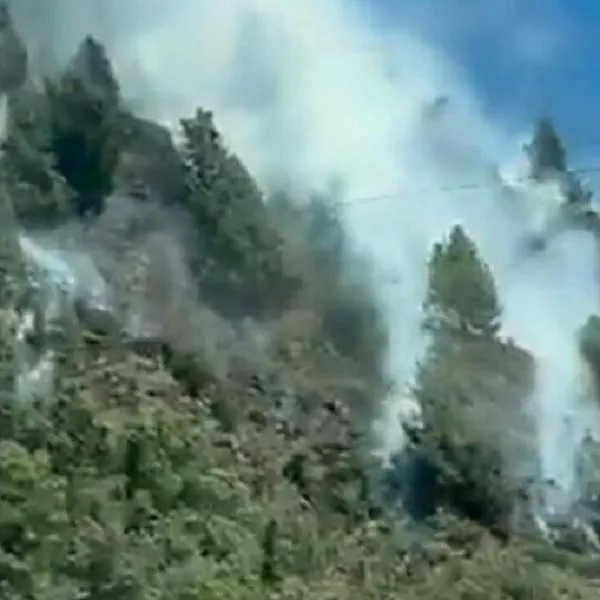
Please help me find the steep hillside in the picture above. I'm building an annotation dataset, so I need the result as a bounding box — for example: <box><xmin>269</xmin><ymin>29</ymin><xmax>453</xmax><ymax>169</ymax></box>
<box><xmin>0</xmin><ymin>6</ymin><xmax>599</xmax><ymax>598</ymax></box>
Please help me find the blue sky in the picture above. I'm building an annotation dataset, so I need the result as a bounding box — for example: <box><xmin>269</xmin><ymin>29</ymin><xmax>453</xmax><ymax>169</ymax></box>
<box><xmin>372</xmin><ymin>0</ymin><xmax>599</xmax><ymax>167</ymax></box>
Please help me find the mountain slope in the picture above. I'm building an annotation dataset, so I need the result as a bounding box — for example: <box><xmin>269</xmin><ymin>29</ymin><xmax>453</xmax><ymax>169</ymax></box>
<box><xmin>0</xmin><ymin>6</ymin><xmax>598</xmax><ymax>598</ymax></box>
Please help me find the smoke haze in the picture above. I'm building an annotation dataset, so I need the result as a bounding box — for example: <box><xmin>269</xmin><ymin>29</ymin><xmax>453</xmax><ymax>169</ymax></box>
<box><xmin>9</xmin><ymin>0</ymin><xmax>600</xmax><ymax>511</ymax></box>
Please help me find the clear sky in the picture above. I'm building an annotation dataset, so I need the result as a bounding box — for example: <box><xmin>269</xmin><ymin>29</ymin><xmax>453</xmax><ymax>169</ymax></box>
<box><xmin>371</xmin><ymin>0</ymin><xmax>599</xmax><ymax>166</ymax></box>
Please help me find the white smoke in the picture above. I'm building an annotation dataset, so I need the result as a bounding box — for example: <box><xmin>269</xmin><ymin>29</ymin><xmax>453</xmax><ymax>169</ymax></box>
<box><xmin>12</xmin><ymin>197</ymin><xmax>241</xmax><ymax>400</ymax></box>
<box><xmin>10</xmin><ymin>0</ymin><xmax>600</xmax><ymax>514</ymax></box>
<box><xmin>12</xmin><ymin>232</ymin><xmax>105</xmax><ymax>403</ymax></box>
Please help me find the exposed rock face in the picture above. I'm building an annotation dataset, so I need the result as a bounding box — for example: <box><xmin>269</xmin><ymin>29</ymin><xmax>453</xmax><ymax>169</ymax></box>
<box><xmin>0</xmin><ymin>2</ymin><xmax>27</xmax><ymax>94</ymax></box>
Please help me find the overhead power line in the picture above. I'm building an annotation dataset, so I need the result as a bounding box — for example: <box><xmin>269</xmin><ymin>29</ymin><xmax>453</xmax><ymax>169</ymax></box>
<box><xmin>319</xmin><ymin>164</ymin><xmax>600</xmax><ymax>287</ymax></box>
<box><xmin>331</xmin><ymin>164</ymin><xmax>600</xmax><ymax>209</ymax></box>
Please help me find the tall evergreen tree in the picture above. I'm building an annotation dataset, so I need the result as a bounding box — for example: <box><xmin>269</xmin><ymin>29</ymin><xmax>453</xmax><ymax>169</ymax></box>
<box><xmin>0</xmin><ymin>2</ymin><xmax>27</xmax><ymax>94</ymax></box>
<box><xmin>180</xmin><ymin>108</ymin><xmax>297</xmax><ymax>317</ymax></box>
<box><xmin>526</xmin><ymin>118</ymin><xmax>566</xmax><ymax>181</ymax></box>
<box><xmin>525</xmin><ymin>119</ymin><xmax>593</xmax><ymax>208</ymax></box>
<box><xmin>424</xmin><ymin>224</ymin><xmax>501</xmax><ymax>337</ymax></box>
<box><xmin>405</xmin><ymin>226</ymin><xmax>533</xmax><ymax>536</ymax></box>
<box><xmin>45</xmin><ymin>37</ymin><xmax>124</xmax><ymax>216</ymax></box>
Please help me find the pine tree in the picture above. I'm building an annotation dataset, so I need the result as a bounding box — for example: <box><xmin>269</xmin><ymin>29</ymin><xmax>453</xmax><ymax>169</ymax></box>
<box><xmin>404</xmin><ymin>226</ymin><xmax>533</xmax><ymax>536</ymax></box>
<box><xmin>525</xmin><ymin>118</ymin><xmax>593</xmax><ymax>208</ymax></box>
<box><xmin>45</xmin><ymin>37</ymin><xmax>124</xmax><ymax>216</ymax></box>
<box><xmin>0</xmin><ymin>2</ymin><xmax>28</xmax><ymax>94</ymax></box>
<box><xmin>525</xmin><ymin>118</ymin><xmax>566</xmax><ymax>181</ymax></box>
<box><xmin>424</xmin><ymin>224</ymin><xmax>501</xmax><ymax>338</ymax></box>
<box><xmin>180</xmin><ymin>108</ymin><xmax>297</xmax><ymax>317</ymax></box>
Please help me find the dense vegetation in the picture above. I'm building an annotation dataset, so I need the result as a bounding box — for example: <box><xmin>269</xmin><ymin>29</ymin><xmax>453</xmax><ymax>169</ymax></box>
<box><xmin>0</xmin><ymin>8</ymin><xmax>600</xmax><ymax>598</ymax></box>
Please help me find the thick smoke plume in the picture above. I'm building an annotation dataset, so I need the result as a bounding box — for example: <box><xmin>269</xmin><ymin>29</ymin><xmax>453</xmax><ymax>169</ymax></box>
<box><xmin>14</xmin><ymin>194</ymin><xmax>247</xmax><ymax>404</ymax></box>
<box><xmin>9</xmin><ymin>0</ymin><xmax>600</xmax><ymax>516</ymax></box>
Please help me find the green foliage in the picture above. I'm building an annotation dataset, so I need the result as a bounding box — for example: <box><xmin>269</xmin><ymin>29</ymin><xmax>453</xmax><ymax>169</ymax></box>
<box><xmin>577</xmin><ymin>318</ymin><xmax>600</xmax><ymax>530</ymax></box>
<box><xmin>267</xmin><ymin>191</ymin><xmax>389</xmax><ymax>418</ymax></box>
<box><xmin>424</xmin><ymin>224</ymin><xmax>502</xmax><ymax>337</ymax></box>
<box><xmin>562</xmin><ymin>170</ymin><xmax>593</xmax><ymax>206</ymax></box>
<box><xmin>66</xmin><ymin>36</ymin><xmax>120</xmax><ymax>105</ymax></box>
<box><xmin>0</xmin><ymin>134</ymin><xmax>73</xmax><ymax>228</ymax></box>
<box><xmin>526</xmin><ymin>118</ymin><xmax>566</xmax><ymax>181</ymax></box>
<box><xmin>0</xmin><ymin>16</ymin><xmax>595</xmax><ymax>598</ymax></box>
<box><xmin>0</xmin><ymin>84</ymin><xmax>73</xmax><ymax>226</ymax></box>
<box><xmin>0</xmin><ymin>2</ymin><xmax>27</xmax><ymax>94</ymax></box>
<box><xmin>0</xmin><ymin>387</ymin><xmax>595</xmax><ymax>599</ymax></box>
<box><xmin>0</xmin><ymin>392</ymin><xmax>269</xmax><ymax>598</ymax></box>
<box><xmin>579</xmin><ymin>315</ymin><xmax>600</xmax><ymax>376</ymax></box>
<box><xmin>181</xmin><ymin>108</ymin><xmax>299</xmax><ymax>318</ymax></box>
<box><xmin>525</xmin><ymin>119</ymin><xmax>594</xmax><ymax>210</ymax></box>
<box><xmin>409</xmin><ymin>226</ymin><xmax>534</xmax><ymax>534</ymax></box>
<box><xmin>44</xmin><ymin>59</ymin><xmax>123</xmax><ymax>216</ymax></box>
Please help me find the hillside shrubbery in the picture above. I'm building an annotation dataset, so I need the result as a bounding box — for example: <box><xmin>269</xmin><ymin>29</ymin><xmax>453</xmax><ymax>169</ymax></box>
<box><xmin>0</xmin><ymin>11</ymin><xmax>598</xmax><ymax>598</ymax></box>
